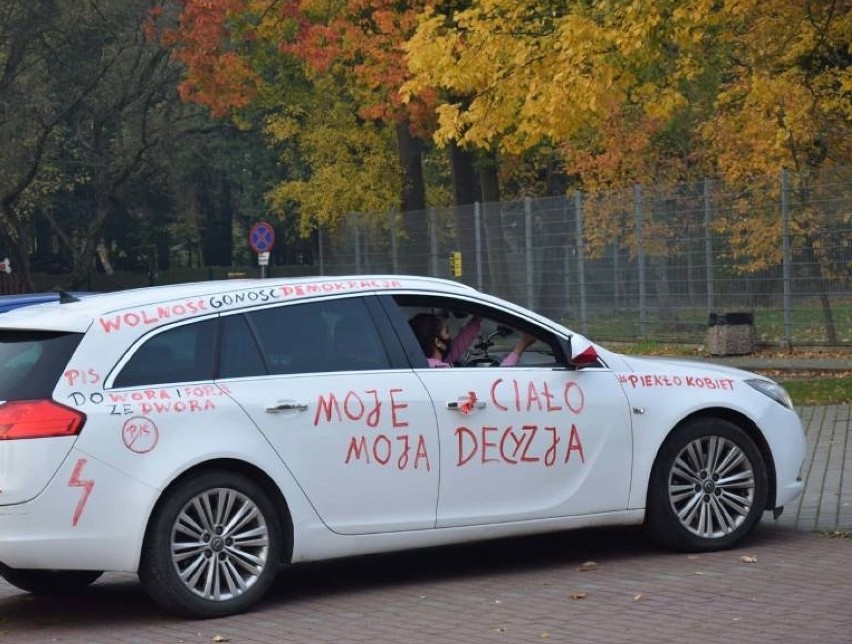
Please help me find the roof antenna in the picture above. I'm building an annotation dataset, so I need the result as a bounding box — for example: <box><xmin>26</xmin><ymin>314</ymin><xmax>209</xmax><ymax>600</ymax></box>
<box><xmin>54</xmin><ymin>288</ymin><xmax>81</xmax><ymax>304</ymax></box>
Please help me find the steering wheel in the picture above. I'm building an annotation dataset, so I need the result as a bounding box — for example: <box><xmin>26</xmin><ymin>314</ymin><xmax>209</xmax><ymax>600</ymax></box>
<box><xmin>459</xmin><ymin>325</ymin><xmax>515</xmax><ymax>367</ymax></box>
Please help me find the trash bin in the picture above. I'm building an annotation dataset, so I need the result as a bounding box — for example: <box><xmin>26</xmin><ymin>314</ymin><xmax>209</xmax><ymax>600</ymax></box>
<box><xmin>707</xmin><ymin>312</ymin><xmax>756</xmax><ymax>356</ymax></box>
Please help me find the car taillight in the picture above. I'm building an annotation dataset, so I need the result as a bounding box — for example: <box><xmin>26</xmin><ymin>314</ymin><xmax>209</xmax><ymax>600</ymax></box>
<box><xmin>0</xmin><ymin>400</ymin><xmax>86</xmax><ymax>440</ymax></box>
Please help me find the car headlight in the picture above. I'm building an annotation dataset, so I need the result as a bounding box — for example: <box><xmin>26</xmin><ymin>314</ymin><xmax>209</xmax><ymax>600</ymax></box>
<box><xmin>746</xmin><ymin>379</ymin><xmax>794</xmax><ymax>410</ymax></box>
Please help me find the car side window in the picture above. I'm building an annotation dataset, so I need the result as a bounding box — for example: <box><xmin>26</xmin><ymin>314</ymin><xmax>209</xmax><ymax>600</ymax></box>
<box><xmin>246</xmin><ymin>297</ymin><xmax>391</xmax><ymax>375</ymax></box>
<box><xmin>219</xmin><ymin>313</ymin><xmax>267</xmax><ymax>378</ymax></box>
<box><xmin>388</xmin><ymin>294</ymin><xmax>560</xmax><ymax>368</ymax></box>
<box><xmin>114</xmin><ymin>319</ymin><xmax>216</xmax><ymax>387</ymax></box>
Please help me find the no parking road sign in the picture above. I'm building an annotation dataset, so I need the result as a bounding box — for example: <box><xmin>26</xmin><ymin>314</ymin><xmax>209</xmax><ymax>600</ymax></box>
<box><xmin>248</xmin><ymin>221</ymin><xmax>276</xmax><ymax>254</ymax></box>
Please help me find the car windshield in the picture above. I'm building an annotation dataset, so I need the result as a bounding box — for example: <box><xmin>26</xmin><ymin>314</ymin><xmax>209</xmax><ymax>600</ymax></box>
<box><xmin>0</xmin><ymin>330</ymin><xmax>83</xmax><ymax>400</ymax></box>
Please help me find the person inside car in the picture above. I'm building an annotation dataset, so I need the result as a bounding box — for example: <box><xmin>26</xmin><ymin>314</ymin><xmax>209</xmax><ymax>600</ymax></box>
<box><xmin>408</xmin><ymin>312</ymin><xmax>535</xmax><ymax>368</ymax></box>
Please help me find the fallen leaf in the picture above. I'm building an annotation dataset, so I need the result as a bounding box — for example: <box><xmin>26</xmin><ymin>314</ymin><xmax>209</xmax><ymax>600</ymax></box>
<box><xmin>212</xmin><ymin>636</ymin><xmax>231</xmax><ymax>643</ymax></box>
<box><xmin>578</xmin><ymin>561</ymin><xmax>598</xmax><ymax>572</ymax></box>
<box><xmin>695</xmin><ymin>571</ymin><xmax>704</xmax><ymax>576</ymax></box>
<box><xmin>633</xmin><ymin>593</ymin><xmax>643</xmax><ymax>601</ymax></box>
<box><xmin>570</xmin><ymin>592</ymin><xmax>587</xmax><ymax>600</ymax></box>
<box><xmin>823</xmin><ymin>530</ymin><xmax>850</xmax><ymax>539</ymax></box>
<box><xmin>494</xmin><ymin>626</ymin><xmax>508</xmax><ymax>633</ymax></box>
<box><xmin>540</xmin><ymin>633</ymin><xmax>551</xmax><ymax>639</ymax></box>
<box><xmin>740</xmin><ymin>555</ymin><xmax>758</xmax><ymax>564</ymax></box>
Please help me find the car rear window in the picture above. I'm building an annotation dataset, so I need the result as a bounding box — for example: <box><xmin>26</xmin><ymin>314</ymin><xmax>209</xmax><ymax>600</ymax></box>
<box><xmin>0</xmin><ymin>330</ymin><xmax>83</xmax><ymax>400</ymax></box>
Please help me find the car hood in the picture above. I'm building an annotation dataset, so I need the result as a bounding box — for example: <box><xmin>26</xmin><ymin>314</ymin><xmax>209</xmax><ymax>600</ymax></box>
<box><xmin>619</xmin><ymin>354</ymin><xmax>765</xmax><ymax>381</ymax></box>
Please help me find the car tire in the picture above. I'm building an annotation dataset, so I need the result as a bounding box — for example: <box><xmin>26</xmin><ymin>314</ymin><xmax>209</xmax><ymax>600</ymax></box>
<box><xmin>139</xmin><ymin>470</ymin><xmax>283</xmax><ymax>618</ymax></box>
<box><xmin>0</xmin><ymin>566</ymin><xmax>103</xmax><ymax>594</ymax></box>
<box><xmin>646</xmin><ymin>417</ymin><xmax>768</xmax><ymax>552</ymax></box>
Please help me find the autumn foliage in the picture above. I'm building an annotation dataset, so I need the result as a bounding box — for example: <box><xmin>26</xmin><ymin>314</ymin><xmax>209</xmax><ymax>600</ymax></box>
<box><xmin>147</xmin><ymin>1</ymin><xmax>261</xmax><ymax>116</ymax></box>
<box><xmin>157</xmin><ymin>0</ymin><xmax>850</xmax><ymax>263</ymax></box>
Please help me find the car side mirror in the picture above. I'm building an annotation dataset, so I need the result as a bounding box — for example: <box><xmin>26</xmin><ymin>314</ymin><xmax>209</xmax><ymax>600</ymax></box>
<box><xmin>557</xmin><ymin>337</ymin><xmax>601</xmax><ymax>370</ymax></box>
<box><xmin>570</xmin><ymin>345</ymin><xmax>601</xmax><ymax>369</ymax></box>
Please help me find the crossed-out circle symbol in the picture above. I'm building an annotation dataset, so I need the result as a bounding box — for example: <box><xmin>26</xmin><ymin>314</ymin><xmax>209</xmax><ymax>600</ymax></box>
<box><xmin>249</xmin><ymin>222</ymin><xmax>275</xmax><ymax>253</ymax></box>
<box><xmin>121</xmin><ymin>416</ymin><xmax>159</xmax><ymax>454</ymax></box>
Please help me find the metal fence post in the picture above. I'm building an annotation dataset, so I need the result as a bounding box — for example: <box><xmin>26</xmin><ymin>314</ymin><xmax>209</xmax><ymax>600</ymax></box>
<box><xmin>781</xmin><ymin>169</ymin><xmax>792</xmax><ymax>347</ymax></box>
<box><xmin>704</xmin><ymin>177</ymin><xmax>715</xmax><ymax>315</ymax></box>
<box><xmin>574</xmin><ymin>191</ymin><xmax>588</xmax><ymax>336</ymax></box>
<box><xmin>524</xmin><ymin>196</ymin><xmax>534</xmax><ymax>309</ymax></box>
<box><xmin>635</xmin><ymin>184</ymin><xmax>647</xmax><ymax>338</ymax></box>
<box><xmin>429</xmin><ymin>207</ymin><xmax>438</xmax><ymax>277</ymax></box>
<box><xmin>562</xmin><ymin>197</ymin><xmax>571</xmax><ymax>312</ymax></box>
<box><xmin>474</xmin><ymin>202</ymin><xmax>483</xmax><ymax>291</ymax></box>
<box><xmin>317</xmin><ymin>227</ymin><xmax>325</xmax><ymax>276</ymax></box>
<box><xmin>389</xmin><ymin>207</ymin><xmax>398</xmax><ymax>274</ymax></box>
<box><xmin>613</xmin><ymin>236</ymin><xmax>619</xmax><ymax>308</ymax></box>
<box><xmin>354</xmin><ymin>213</ymin><xmax>362</xmax><ymax>274</ymax></box>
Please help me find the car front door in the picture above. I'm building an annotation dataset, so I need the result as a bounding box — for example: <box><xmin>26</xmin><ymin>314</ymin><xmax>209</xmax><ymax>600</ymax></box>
<box><xmin>218</xmin><ymin>296</ymin><xmax>439</xmax><ymax>536</ymax></box>
<box><xmin>383</xmin><ymin>295</ymin><xmax>633</xmax><ymax>528</ymax></box>
<box><xmin>418</xmin><ymin>366</ymin><xmax>632</xmax><ymax>527</ymax></box>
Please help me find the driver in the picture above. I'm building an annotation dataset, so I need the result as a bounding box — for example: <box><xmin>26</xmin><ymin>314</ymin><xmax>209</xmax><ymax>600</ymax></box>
<box><xmin>408</xmin><ymin>312</ymin><xmax>535</xmax><ymax>368</ymax></box>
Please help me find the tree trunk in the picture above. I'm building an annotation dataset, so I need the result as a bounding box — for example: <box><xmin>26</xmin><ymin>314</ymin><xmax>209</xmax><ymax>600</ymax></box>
<box><xmin>449</xmin><ymin>143</ymin><xmax>480</xmax><ymax>206</ymax></box>
<box><xmin>396</xmin><ymin>121</ymin><xmax>428</xmax><ymax>274</ymax></box>
<box><xmin>478</xmin><ymin>154</ymin><xmax>513</xmax><ymax>299</ymax></box>
<box><xmin>536</xmin><ymin>197</ymin><xmax>570</xmax><ymax>320</ymax></box>
<box><xmin>396</xmin><ymin>122</ymin><xmax>425</xmax><ymax>214</ymax></box>
<box><xmin>0</xmin><ymin>204</ymin><xmax>36</xmax><ymax>291</ymax></box>
<box><xmin>448</xmin><ymin>143</ymin><xmax>480</xmax><ymax>284</ymax></box>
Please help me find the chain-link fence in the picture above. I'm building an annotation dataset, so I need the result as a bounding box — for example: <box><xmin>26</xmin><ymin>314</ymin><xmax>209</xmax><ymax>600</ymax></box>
<box><xmin>319</xmin><ymin>167</ymin><xmax>852</xmax><ymax>348</ymax></box>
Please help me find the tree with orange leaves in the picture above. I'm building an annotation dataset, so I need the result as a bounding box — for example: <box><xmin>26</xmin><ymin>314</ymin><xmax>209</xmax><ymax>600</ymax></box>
<box><xmin>151</xmin><ymin>0</ymin><xmax>443</xmax><ymax>243</ymax></box>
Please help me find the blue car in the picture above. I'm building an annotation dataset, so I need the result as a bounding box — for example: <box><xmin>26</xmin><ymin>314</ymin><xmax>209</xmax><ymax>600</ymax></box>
<box><xmin>0</xmin><ymin>292</ymin><xmax>94</xmax><ymax>313</ymax></box>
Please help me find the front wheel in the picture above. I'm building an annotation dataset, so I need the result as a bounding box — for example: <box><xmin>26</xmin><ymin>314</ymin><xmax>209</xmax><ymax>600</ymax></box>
<box><xmin>646</xmin><ymin>418</ymin><xmax>768</xmax><ymax>551</ymax></box>
<box><xmin>0</xmin><ymin>566</ymin><xmax>102</xmax><ymax>594</ymax></box>
<box><xmin>139</xmin><ymin>470</ymin><xmax>284</xmax><ymax>618</ymax></box>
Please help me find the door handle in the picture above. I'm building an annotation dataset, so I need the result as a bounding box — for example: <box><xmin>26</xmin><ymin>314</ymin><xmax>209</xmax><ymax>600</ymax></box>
<box><xmin>447</xmin><ymin>401</ymin><xmax>486</xmax><ymax>411</ymax></box>
<box><xmin>265</xmin><ymin>401</ymin><xmax>308</xmax><ymax>413</ymax></box>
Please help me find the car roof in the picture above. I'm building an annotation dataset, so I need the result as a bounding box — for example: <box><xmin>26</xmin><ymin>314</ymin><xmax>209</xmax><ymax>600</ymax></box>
<box><xmin>0</xmin><ymin>276</ymin><xmax>478</xmax><ymax>333</ymax></box>
<box><xmin>0</xmin><ymin>292</ymin><xmax>96</xmax><ymax>313</ymax></box>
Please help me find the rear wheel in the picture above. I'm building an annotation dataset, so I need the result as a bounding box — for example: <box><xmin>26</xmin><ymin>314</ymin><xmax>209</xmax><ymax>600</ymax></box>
<box><xmin>139</xmin><ymin>470</ymin><xmax>283</xmax><ymax>618</ymax></box>
<box><xmin>646</xmin><ymin>417</ymin><xmax>768</xmax><ymax>551</ymax></box>
<box><xmin>0</xmin><ymin>566</ymin><xmax>102</xmax><ymax>594</ymax></box>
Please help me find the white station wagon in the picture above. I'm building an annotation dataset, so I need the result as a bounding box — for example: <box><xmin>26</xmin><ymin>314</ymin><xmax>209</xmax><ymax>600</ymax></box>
<box><xmin>0</xmin><ymin>276</ymin><xmax>806</xmax><ymax>617</ymax></box>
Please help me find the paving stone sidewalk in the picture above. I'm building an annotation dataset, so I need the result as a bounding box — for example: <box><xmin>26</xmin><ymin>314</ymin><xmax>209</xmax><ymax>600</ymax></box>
<box><xmin>766</xmin><ymin>404</ymin><xmax>851</xmax><ymax>533</ymax></box>
<box><xmin>0</xmin><ymin>404</ymin><xmax>849</xmax><ymax>644</ymax></box>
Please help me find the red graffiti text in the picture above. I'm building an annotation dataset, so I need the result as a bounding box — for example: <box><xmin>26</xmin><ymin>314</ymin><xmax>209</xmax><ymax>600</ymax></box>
<box><xmin>345</xmin><ymin>433</ymin><xmax>431</xmax><ymax>471</ymax></box>
<box><xmin>455</xmin><ymin>423</ymin><xmax>585</xmax><ymax>467</ymax></box>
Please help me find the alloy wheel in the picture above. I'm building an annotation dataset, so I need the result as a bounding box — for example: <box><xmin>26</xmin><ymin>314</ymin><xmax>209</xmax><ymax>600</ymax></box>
<box><xmin>667</xmin><ymin>435</ymin><xmax>757</xmax><ymax>538</ymax></box>
<box><xmin>170</xmin><ymin>487</ymin><xmax>270</xmax><ymax>601</ymax></box>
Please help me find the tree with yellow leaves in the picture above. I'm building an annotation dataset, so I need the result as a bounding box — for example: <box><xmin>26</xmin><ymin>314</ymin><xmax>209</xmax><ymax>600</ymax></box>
<box><xmin>405</xmin><ymin>0</ymin><xmax>850</xmax><ymax>181</ymax></box>
<box><xmin>405</xmin><ymin>0</ymin><xmax>850</xmax><ymax>337</ymax></box>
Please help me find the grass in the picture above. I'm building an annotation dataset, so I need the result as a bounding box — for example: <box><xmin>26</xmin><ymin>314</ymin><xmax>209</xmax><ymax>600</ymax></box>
<box><xmin>570</xmin><ymin>299</ymin><xmax>852</xmax><ymax>345</ymax></box>
<box><xmin>603</xmin><ymin>340</ymin><xmax>852</xmax><ymax>406</ymax></box>
<box><xmin>774</xmin><ymin>374</ymin><xmax>852</xmax><ymax>406</ymax></box>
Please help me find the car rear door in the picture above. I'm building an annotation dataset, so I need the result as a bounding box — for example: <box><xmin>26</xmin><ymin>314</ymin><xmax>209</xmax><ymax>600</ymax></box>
<box><xmin>218</xmin><ymin>295</ymin><xmax>440</xmax><ymax>536</ymax></box>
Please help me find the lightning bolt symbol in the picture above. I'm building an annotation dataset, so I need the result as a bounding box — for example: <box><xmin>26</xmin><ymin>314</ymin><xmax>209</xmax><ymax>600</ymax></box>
<box><xmin>68</xmin><ymin>458</ymin><xmax>94</xmax><ymax>527</ymax></box>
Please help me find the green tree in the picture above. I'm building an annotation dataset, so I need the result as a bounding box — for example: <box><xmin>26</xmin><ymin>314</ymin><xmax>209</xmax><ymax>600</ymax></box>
<box><xmin>0</xmin><ymin>0</ymin><xmax>228</xmax><ymax>289</ymax></box>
